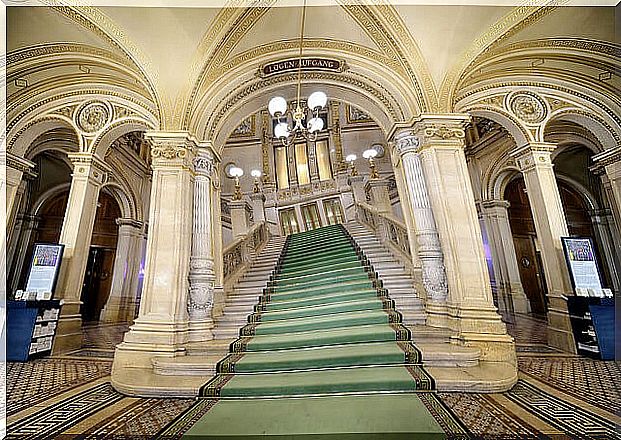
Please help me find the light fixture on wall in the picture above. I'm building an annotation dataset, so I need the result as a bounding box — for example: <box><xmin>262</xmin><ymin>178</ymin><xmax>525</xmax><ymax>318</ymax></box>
<box><xmin>362</xmin><ymin>148</ymin><xmax>379</xmax><ymax>179</ymax></box>
<box><xmin>345</xmin><ymin>154</ymin><xmax>358</xmax><ymax>177</ymax></box>
<box><xmin>267</xmin><ymin>0</ymin><xmax>327</xmax><ymax>146</ymax></box>
<box><xmin>251</xmin><ymin>169</ymin><xmax>262</xmax><ymax>193</ymax></box>
<box><xmin>229</xmin><ymin>166</ymin><xmax>244</xmax><ymax>200</ymax></box>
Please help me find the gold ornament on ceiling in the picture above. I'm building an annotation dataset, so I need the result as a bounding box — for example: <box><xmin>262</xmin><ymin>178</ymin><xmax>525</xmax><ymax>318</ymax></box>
<box><xmin>76</xmin><ymin>101</ymin><xmax>111</xmax><ymax>133</ymax></box>
<box><xmin>507</xmin><ymin>91</ymin><xmax>548</xmax><ymax>125</ymax></box>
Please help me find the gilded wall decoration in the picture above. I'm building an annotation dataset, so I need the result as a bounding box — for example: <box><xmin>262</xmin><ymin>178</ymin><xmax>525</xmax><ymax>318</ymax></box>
<box><xmin>231</xmin><ymin>116</ymin><xmax>255</xmax><ymax>138</ymax></box>
<box><xmin>507</xmin><ymin>91</ymin><xmax>548</xmax><ymax>125</ymax></box>
<box><xmin>346</xmin><ymin>105</ymin><xmax>374</xmax><ymax>124</ymax></box>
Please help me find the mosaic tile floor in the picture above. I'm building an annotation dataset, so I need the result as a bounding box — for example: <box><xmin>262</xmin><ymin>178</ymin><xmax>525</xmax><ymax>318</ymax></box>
<box><xmin>6</xmin><ymin>317</ymin><xmax>620</xmax><ymax>439</ymax></box>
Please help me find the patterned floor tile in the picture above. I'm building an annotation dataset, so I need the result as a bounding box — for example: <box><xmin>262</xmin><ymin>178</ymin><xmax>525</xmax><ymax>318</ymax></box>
<box><xmin>505</xmin><ymin>380</ymin><xmax>619</xmax><ymax>439</ymax></box>
<box><xmin>519</xmin><ymin>357</ymin><xmax>621</xmax><ymax>415</ymax></box>
<box><xmin>7</xmin><ymin>358</ymin><xmax>112</xmax><ymax>416</ymax></box>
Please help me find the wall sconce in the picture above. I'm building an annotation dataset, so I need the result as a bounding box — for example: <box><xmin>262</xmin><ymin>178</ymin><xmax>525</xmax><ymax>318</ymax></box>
<box><xmin>251</xmin><ymin>169</ymin><xmax>262</xmax><ymax>193</ymax></box>
<box><xmin>345</xmin><ymin>154</ymin><xmax>358</xmax><ymax>177</ymax></box>
<box><xmin>362</xmin><ymin>148</ymin><xmax>379</xmax><ymax>179</ymax></box>
<box><xmin>229</xmin><ymin>166</ymin><xmax>244</xmax><ymax>200</ymax></box>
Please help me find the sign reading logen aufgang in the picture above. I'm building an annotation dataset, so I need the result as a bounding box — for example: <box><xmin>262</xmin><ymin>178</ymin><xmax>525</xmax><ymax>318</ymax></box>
<box><xmin>260</xmin><ymin>58</ymin><xmax>346</xmax><ymax>77</ymax></box>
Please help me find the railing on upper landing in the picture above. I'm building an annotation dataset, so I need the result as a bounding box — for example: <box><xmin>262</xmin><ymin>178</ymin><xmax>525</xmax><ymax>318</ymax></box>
<box><xmin>222</xmin><ymin>221</ymin><xmax>270</xmax><ymax>284</ymax></box>
<box><xmin>354</xmin><ymin>202</ymin><xmax>413</xmax><ymax>270</ymax></box>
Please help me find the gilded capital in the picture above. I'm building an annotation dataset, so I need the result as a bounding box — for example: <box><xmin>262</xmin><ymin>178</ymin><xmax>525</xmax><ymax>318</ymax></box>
<box><xmin>411</xmin><ymin>114</ymin><xmax>470</xmax><ymax>148</ymax></box>
<box><xmin>144</xmin><ymin>131</ymin><xmax>198</xmax><ymax>169</ymax></box>
<box><xmin>194</xmin><ymin>148</ymin><xmax>214</xmax><ymax>177</ymax></box>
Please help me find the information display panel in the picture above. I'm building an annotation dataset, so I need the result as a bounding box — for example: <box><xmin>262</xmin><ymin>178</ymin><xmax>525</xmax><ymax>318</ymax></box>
<box><xmin>24</xmin><ymin>243</ymin><xmax>65</xmax><ymax>297</ymax></box>
<box><xmin>561</xmin><ymin>237</ymin><xmax>603</xmax><ymax>293</ymax></box>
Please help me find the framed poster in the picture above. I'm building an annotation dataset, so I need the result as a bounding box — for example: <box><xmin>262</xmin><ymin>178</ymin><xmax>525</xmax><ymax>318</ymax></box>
<box><xmin>561</xmin><ymin>237</ymin><xmax>603</xmax><ymax>293</ymax></box>
<box><xmin>24</xmin><ymin>243</ymin><xmax>65</xmax><ymax>297</ymax></box>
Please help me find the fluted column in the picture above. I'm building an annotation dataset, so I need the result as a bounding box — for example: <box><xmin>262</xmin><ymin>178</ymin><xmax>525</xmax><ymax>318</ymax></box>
<box><xmin>511</xmin><ymin>142</ymin><xmax>575</xmax><ymax>353</ymax></box>
<box><xmin>480</xmin><ymin>200</ymin><xmax>530</xmax><ymax>314</ymax></box>
<box><xmin>100</xmin><ymin>219</ymin><xmax>144</xmax><ymax>323</ymax></box>
<box><xmin>113</xmin><ymin>132</ymin><xmax>196</xmax><ymax>379</ymax></box>
<box><xmin>410</xmin><ymin>114</ymin><xmax>514</xmax><ymax>364</ymax></box>
<box><xmin>187</xmin><ymin>147</ymin><xmax>216</xmax><ymax>343</ymax></box>
<box><xmin>53</xmin><ymin>152</ymin><xmax>110</xmax><ymax>354</ymax></box>
<box><xmin>393</xmin><ymin>130</ymin><xmax>448</xmax><ymax>328</ymax></box>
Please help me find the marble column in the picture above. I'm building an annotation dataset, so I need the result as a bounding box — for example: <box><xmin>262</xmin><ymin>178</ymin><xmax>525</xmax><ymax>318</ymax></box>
<box><xmin>8</xmin><ymin>214</ymin><xmax>40</xmax><ymax>295</ymax></box>
<box><xmin>113</xmin><ymin>132</ymin><xmax>196</xmax><ymax>376</ymax></box>
<box><xmin>393</xmin><ymin>130</ymin><xmax>449</xmax><ymax>329</ymax></box>
<box><xmin>411</xmin><ymin>115</ymin><xmax>515</xmax><ymax>364</ymax></box>
<box><xmin>187</xmin><ymin>147</ymin><xmax>216</xmax><ymax>343</ymax></box>
<box><xmin>590</xmin><ymin>209</ymin><xmax>621</xmax><ymax>293</ymax></box>
<box><xmin>53</xmin><ymin>152</ymin><xmax>109</xmax><ymax>354</ymax></box>
<box><xmin>100</xmin><ymin>219</ymin><xmax>144</xmax><ymax>323</ymax></box>
<box><xmin>511</xmin><ymin>142</ymin><xmax>575</xmax><ymax>353</ymax></box>
<box><xmin>480</xmin><ymin>200</ymin><xmax>530</xmax><ymax>314</ymax></box>
<box><xmin>365</xmin><ymin>178</ymin><xmax>392</xmax><ymax>214</ymax></box>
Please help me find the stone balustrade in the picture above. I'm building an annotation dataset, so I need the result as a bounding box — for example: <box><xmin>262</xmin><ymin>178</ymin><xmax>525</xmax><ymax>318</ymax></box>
<box><xmin>223</xmin><ymin>221</ymin><xmax>269</xmax><ymax>282</ymax></box>
<box><xmin>355</xmin><ymin>202</ymin><xmax>411</xmax><ymax>264</ymax></box>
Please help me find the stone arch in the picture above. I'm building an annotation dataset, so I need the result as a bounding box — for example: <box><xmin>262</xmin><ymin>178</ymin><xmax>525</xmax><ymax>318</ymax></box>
<box><xmin>465</xmin><ymin>107</ymin><xmax>530</xmax><ymax>148</ymax></box>
<box><xmin>92</xmin><ymin>118</ymin><xmax>154</xmax><ymax>157</ymax></box>
<box><xmin>543</xmin><ymin>109</ymin><xmax>618</xmax><ymax>153</ymax></box>
<box><xmin>555</xmin><ymin>174</ymin><xmax>599</xmax><ymax>212</ymax></box>
<box><xmin>8</xmin><ymin>116</ymin><xmax>82</xmax><ymax>159</ymax></box>
<box><xmin>101</xmin><ymin>181</ymin><xmax>139</xmax><ymax>222</ymax></box>
<box><xmin>30</xmin><ymin>183</ymin><xmax>72</xmax><ymax>217</ymax></box>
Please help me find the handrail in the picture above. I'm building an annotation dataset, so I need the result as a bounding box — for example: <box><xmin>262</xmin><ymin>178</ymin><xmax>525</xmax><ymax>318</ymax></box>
<box><xmin>355</xmin><ymin>202</ymin><xmax>411</xmax><ymax>260</ymax></box>
<box><xmin>223</xmin><ymin>221</ymin><xmax>269</xmax><ymax>281</ymax></box>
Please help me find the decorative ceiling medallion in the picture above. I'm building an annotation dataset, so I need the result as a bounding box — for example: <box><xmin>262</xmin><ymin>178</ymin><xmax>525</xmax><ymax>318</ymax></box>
<box><xmin>258</xmin><ymin>57</ymin><xmax>347</xmax><ymax>78</ymax></box>
<box><xmin>507</xmin><ymin>91</ymin><xmax>548</xmax><ymax>125</ymax></box>
<box><xmin>76</xmin><ymin>101</ymin><xmax>111</xmax><ymax>133</ymax></box>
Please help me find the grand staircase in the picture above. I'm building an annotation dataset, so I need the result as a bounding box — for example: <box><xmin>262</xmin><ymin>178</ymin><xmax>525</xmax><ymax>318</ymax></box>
<box><xmin>160</xmin><ymin>225</ymin><xmax>470</xmax><ymax>438</ymax></box>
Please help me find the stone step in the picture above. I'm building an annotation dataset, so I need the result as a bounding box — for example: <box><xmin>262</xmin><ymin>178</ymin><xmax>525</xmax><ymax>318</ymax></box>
<box><xmin>409</xmin><ymin>325</ymin><xmax>453</xmax><ymax>344</ymax></box>
<box><xmin>417</xmin><ymin>343</ymin><xmax>480</xmax><ymax>368</ymax></box>
<box><xmin>153</xmin><ymin>354</ymin><xmax>221</xmax><ymax>376</ymax></box>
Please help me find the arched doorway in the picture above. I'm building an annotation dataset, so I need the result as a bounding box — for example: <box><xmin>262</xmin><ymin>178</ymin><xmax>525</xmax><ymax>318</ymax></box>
<box><xmin>80</xmin><ymin>191</ymin><xmax>122</xmax><ymax>322</ymax></box>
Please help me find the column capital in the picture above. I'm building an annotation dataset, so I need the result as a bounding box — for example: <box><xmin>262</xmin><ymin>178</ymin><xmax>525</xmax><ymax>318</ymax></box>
<box><xmin>393</xmin><ymin>130</ymin><xmax>420</xmax><ymax>157</ymax></box>
<box><xmin>115</xmin><ymin>217</ymin><xmax>144</xmax><ymax>230</ymax></box>
<box><xmin>593</xmin><ymin>145</ymin><xmax>621</xmax><ymax>167</ymax></box>
<box><xmin>144</xmin><ymin>131</ymin><xmax>201</xmax><ymax>169</ymax></box>
<box><xmin>481</xmin><ymin>199</ymin><xmax>511</xmax><ymax>211</ymax></box>
<box><xmin>510</xmin><ymin>142</ymin><xmax>556</xmax><ymax>172</ymax></box>
<box><xmin>67</xmin><ymin>152</ymin><xmax>111</xmax><ymax>186</ymax></box>
<box><xmin>6</xmin><ymin>153</ymin><xmax>37</xmax><ymax>178</ymax></box>
<box><xmin>194</xmin><ymin>147</ymin><xmax>215</xmax><ymax>177</ymax></box>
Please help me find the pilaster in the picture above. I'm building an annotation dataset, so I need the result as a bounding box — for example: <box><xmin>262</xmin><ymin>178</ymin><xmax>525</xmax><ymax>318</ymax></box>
<box><xmin>511</xmin><ymin>142</ymin><xmax>575</xmax><ymax>353</ymax></box>
<box><xmin>53</xmin><ymin>152</ymin><xmax>110</xmax><ymax>354</ymax></box>
<box><xmin>113</xmin><ymin>131</ymin><xmax>196</xmax><ymax>380</ymax></box>
<box><xmin>411</xmin><ymin>114</ymin><xmax>515</xmax><ymax>364</ymax></box>
<box><xmin>480</xmin><ymin>200</ymin><xmax>530</xmax><ymax>314</ymax></box>
<box><xmin>100</xmin><ymin>218</ymin><xmax>145</xmax><ymax>323</ymax></box>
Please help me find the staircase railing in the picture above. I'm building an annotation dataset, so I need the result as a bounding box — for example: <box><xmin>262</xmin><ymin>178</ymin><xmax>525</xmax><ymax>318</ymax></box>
<box><xmin>355</xmin><ymin>202</ymin><xmax>412</xmax><ymax>266</ymax></box>
<box><xmin>223</xmin><ymin>221</ymin><xmax>270</xmax><ymax>284</ymax></box>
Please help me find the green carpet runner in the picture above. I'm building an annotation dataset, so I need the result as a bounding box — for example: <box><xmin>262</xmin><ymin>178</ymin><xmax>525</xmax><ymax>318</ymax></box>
<box><xmin>159</xmin><ymin>225</ymin><xmax>469</xmax><ymax>438</ymax></box>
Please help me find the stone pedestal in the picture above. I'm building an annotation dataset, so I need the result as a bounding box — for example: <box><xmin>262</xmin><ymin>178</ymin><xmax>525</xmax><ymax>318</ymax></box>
<box><xmin>511</xmin><ymin>142</ymin><xmax>575</xmax><ymax>353</ymax></box>
<box><xmin>100</xmin><ymin>219</ymin><xmax>145</xmax><ymax>323</ymax></box>
<box><xmin>113</xmin><ymin>132</ymin><xmax>196</xmax><ymax>380</ymax></box>
<box><xmin>250</xmin><ymin>192</ymin><xmax>266</xmax><ymax>223</ymax></box>
<box><xmin>365</xmin><ymin>178</ymin><xmax>392</xmax><ymax>214</ymax></box>
<box><xmin>411</xmin><ymin>115</ymin><xmax>515</xmax><ymax>364</ymax></box>
<box><xmin>480</xmin><ymin>200</ymin><xmax>530</xmax><ymax>314</ymax></box>
<box><xmin>230</xmin><ymin>200</ymin><xmax>252</xmax><ymax>238</ymax></box>
<box><xmin>53</xmin><ymin>153</ymin><xmax>110</xmax><ymax>354</ymax></box>
<box><xmin>348</xmin><ymin>175</ymin><xmax>366</xmax><ymax>204</ymax></box>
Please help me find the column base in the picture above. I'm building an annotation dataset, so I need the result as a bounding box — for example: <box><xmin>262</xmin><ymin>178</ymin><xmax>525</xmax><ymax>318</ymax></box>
<box><xmin>425</xmin><ymin>301</ymin><xmax>449</xmax><ymax>329</ymax></box>
<box><xmin>52</xmin><ymin>315</ymin><xmax>84</xmax><ymax>354</ymax></box>
<box><xmin>510</xmin><ymin>288</ymin><xmax>531</xmax><ymax>315</ymax></box>
<box><xmin>188</xmin><ymin>318</ymin><xmax>215</xmax><ymax>343</ymax></box>
<box><xmin>100</xmin><ymin>297</ymin><xmax>137</xmax><ymax>323</ymax></box>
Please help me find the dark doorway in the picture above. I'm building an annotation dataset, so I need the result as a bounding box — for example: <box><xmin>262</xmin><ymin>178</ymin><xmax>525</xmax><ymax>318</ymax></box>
<box><xmin>505</xmin><ymin>178</ymin><xmax>548</xmax><ymax>316</ymax></box>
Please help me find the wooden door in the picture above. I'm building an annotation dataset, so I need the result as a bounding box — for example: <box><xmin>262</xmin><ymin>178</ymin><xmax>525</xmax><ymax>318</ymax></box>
<box><xmin>513</xmin><ymin>236</ymin><xmax>547</xmax><ymax>315</ymax></box>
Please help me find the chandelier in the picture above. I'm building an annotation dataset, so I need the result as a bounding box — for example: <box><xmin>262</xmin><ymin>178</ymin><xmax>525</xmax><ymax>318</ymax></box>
<box><xmin>268</xmin><ymin>0</ymin><xmax>327</xmax><ymax>146</ymax></box>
